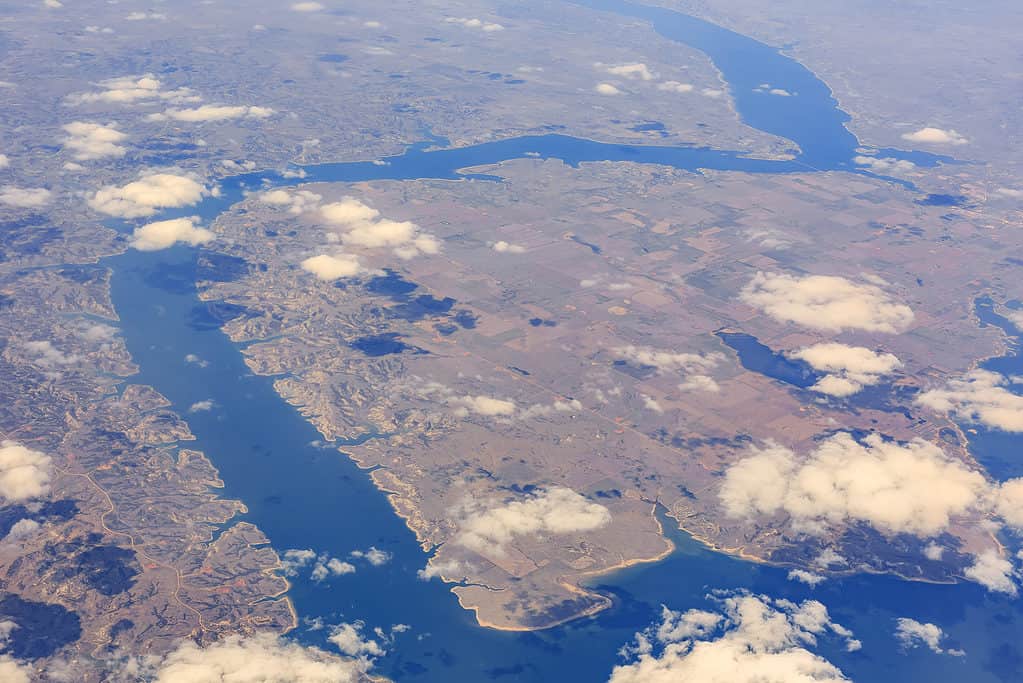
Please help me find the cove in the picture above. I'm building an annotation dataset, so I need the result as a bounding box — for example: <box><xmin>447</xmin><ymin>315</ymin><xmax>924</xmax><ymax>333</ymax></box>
<box><xmin>96</xmin><ymin>0</ymin><xmax>1014</xmax><ymax>680</ymax></box>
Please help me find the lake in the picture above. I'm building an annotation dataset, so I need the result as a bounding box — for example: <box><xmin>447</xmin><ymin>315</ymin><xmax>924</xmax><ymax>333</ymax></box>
<box><xmin>102</xmin><ymin>1</ymin><xmax>1020</xmax><ymax>681</ymax></box>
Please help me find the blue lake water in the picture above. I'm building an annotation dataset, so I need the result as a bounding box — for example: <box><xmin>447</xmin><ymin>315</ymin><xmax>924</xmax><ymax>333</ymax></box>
<box><xmin>98</xmin><ymin>0</ymin><xmax>1022</xmax><ymax>681</ymax></box>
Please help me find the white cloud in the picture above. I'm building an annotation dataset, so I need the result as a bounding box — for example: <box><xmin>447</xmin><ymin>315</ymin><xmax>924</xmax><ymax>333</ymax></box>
<box><xmin>604</xmin><ymin>63</ymin><xmax>655</xmax><ymax>81</ymax></box>
<box><xmin>448</xmin><ymin>395</ymin><xmax>517</xmax><ymax>417</ymax></box>
<box><xmin>184</xmin><ymin>353</ymin><xmax>208</xmax><ymax>367</ymax></box>
<box><xmin>311</xmin><ymin>558</ymin><xmax>356</xmax><ymax>582</ymax></box>
<box><xmin>291</xmin><ymin>1</ymin><xmax>325</xmax><ymax>10</ymax></box>
<box><xmin>788</xmin><ymin>569</ymin><xmax>826</xmax><ymax>587</ymax></box>
<box><xmin>282</xmin><ymin>548</ymin><xmax>355</xmax><ymax>582</ymax></box>
<box><xmin>790</xmin><ymin>343</ymin><xmax>902</xmax><ymax>397</ymax></box>
<box><xmin>130</xmin><ymin>217</ymin><xmax>213</xmax><ymax>251</ymax></box>
<box><xmin>84</xmin><ymin>25</ymin><xmax>114</xmax><ymax>34</ymax></box>
<box><xmin>4</xmin><ymin>518</ymin><xmax>40</xmax><ymax>542</ymax></box>
<box><xmin>0</xmin><ymin>154</ymin><xmax>7</xmax><ymax>168</ymax></box>
<box><xmin>595</xmin><ymin>83</ymin><xmax>622</xmax><ymax>96</ymax></box>
<box><xmin>657</xmin><ymin>81</ymin><xmax>694</xmax><ymax>93</ymax></box>
<box><xmin>62</xmin><ymin>121</ymin><xmax>127</xmax><ymax>160</ymax></box>
<box><xmin>320</xmin><ymin>197</ymin><xmax>440</xmax><ymax>260</ymax></box>
<box><xmin>902</xmin><ymin>127</ymin><xmax>968</xmax><ymax>145</ymax></box>
<box><xmin>417</xmin><ymin>559</ymin><xmax>469</xmax><ymax>581</ymax></box>
<box><xmin>741</xmin><ymin>272</ymin><xmax>915</xmax><ymax>333</ymax></box>
<box><xmin>0</xmin><ymin>186</ymin><xmax>51</xmax><ymax>208</ymax></box>
<box><xmin>917</xmin><ymin>370</ymin><xmax>1023</xmax><ymax>432</ymax></box>
<box><xmin>677</xmin><ymin>375</ymin><xmax>720</xmax><ymax>393</ymax></box>
<box><xmin>261</xmin><ymin>189</ymin><xmax>322</xmax><ymax>214</ymax></box>
<box><xmin>0</xmin><ymin>657</ymin><xmax>30</xmax><ymax>683</ymax></box>
<box><xmin>702</xmin><ymin>88</ymin><xmax>724</xmax><ymax>98</ymax></box>
<box><xmin>89</xmin><ymin>173</ymin><xmax>205</xmax><ymax>218</ymax></box>
<box><xmin>995</xmin><ymin>188</ymin><xmax>1023</xmax><ymax>199</ymax></box>
<box><xmin>853</xmin><ymin>155</ymin><xmax>916</xmax><ymax>174</ymax></box>
<box><xmin>24</xmin><ymin>340</ymin><xmax>79</xmax><ymax>368</ymax></box>
<box><xmin>609</xmin><ymin>593</ymin><xmax>856</xmax><ymax>683</ymax></box>
<box><xmin>894</xmin><ymin>618</ymin><xmax>963</xmax><ymax>656</ymax></box>
<box><xmin>44</xmin><ymin>0</ymin><xmax>63</xmax><ymax>7</ymax></box>
<box><xmin>188</xmin><ymin>400</ymin><xmax>214</xmax><ymax>413</ymax></box>
<box><xmin>148</xmin><ymin>104</ymin><xmax>274</xmax><ymax>123</ymax></box>
<box><xmin>69</xmin><ymin>74</ymin><xmax>199</xmax><ymax>106</ymax></box>
<box><xmin>151</xmin><ymin>633</ymin><xmax>366</xmax><ymax>682</ymax></box>
<box><xmin>642</xmin><ymin>395</ymin><xmax>664</xmax><ymax>413</ymax></box>
<box><xmin>457</xmin><ymin>487</ymin><xmax>611</xmax><ymax>556</ymax></box>
<box><xmin>445</xmin><ymin>17</ymin><xmax>504</xmax><ymax>31</ymax></box>
<box><xmin>964</xmin><ymin>551</ymin><xmax>1016</xmax><ymax>595</ymax></box>
<box><xmin>0</xmin><ymin>441</ymin><xmax>53</xmax><ymax>503</ymax></box>
<box><xmin>125</xmin><ymin>11</ymin><xmax>167</xmax><ymax>20</ymax></box>
<box><xmin>300</xmin><ymin>254</ymin><xmax>367</xmax><ymax>281</ymax></box>
<box><xmin>613</xmin><ymin>345</ymin><xmax>721</xmax><ymax>391</ymax></box>
<box><xmin>327</xmin><ymin>622</ymin><xmax>385</xmax><ymax>659</ymax></box>
<box><xmin>492</xmin><ymin>240</ymin><xmax>526</xmax><ymax>254</ymax></box>
<box><xmin>719</xmin><ymin>432</ymin><xmax>989</xmax><ymax>536</ymax></box>
<box><xmin>349</xmin><ymin>547</ymin><xmax>392</xmax><ymax>566</ymax></box>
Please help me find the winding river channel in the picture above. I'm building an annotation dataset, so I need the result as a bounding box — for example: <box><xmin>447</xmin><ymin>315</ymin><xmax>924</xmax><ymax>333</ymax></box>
<box><xmin>104</xmin><ymin>1</ymin><xmax>1021</xmax><ymax>681</ymax></box>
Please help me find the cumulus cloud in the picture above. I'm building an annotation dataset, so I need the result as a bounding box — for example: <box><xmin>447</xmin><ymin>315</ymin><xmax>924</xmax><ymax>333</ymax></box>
<box><xmin>752</xmin><ymin>83</ymin><xmax>792</xmax><ymax>96</ymax></box>
<box><xmin>24</xmin><ymin>340</ymin><xmax>79</xmax><ymax>368</ymax></box>
<box><xmin>457</xmin><ymin>487</ymin><xmax>611</xmax><ymax>556</ymax></box>
<box><xmin>150</xmin><ymin>633</ymin><xmax>366</xmax><ymax>681</ymax></box>
<box><xmin>719</xmin><ymin>432</ymin><xmax>989</xmax><ymax>536</ymax></box>
<box><xmin>741</xmin><ymin>272</ymin><xmax>915</xmax><ymax>333</ymax></box>
<box><xmin>148</xmin><ymin>104</ymin><xmax>274</xmax><ymax>123</ymax></box>
<box><xmin>609</xmin><ymin>593</ymin><xmax>857</xmax><ymax>683</ymax></box>
<box><xmin>62</xmin><ymin>121</ymin><xmax>127</xmax><ymax>160</ymax></box>
<box><xmin>89</xmin><ymin>173</ymin><xmax>206</xmax><ymax>218</ymax></box>
<box><xmin>894</xmin><ymin>618</ymin><xmax>963</xmax><ymax>656</ymax></box>
<box><xmin>130</xmin><ymin>217</ymin><xmax>213</xmax><ymax>251</ymax></box>
<box><xmin>188</xmin><ymin>400</ymin><xmax>214</xmax><ymax>413</ymax></box>
<box><xmin>603</xmin><ymin>63</ymin><xmax>655</xmax><ymax>80</ymax></box>
<box><xmin>68</xmin><ymin>74</ymin><xmax>199</xmax><ymax>106</ymax></box>
<box><xmin>917</xmin><ymin>370</ymin><xmax>1023</xmax><ymax>432</ymax></box>
<box><xmin>657</xmin><ymin>81</ymin><xmax>694</xmax><ymax>93</ymax></box>
<box><xmin>261</xmin><ymin>189</ymin><xmax>322</xmax><ymax>214</ymax></box>
<box><xmin>291</xmin><ymin>1</ymin><xmax>324</xmax><ymax>10</ymax></box>
<box><xmin>853</xmin><ymin>155</ymin><xmax>916</xmax><ymax>174</ymax></box>
<box><xmin>300</xmin><ymin>254</ymin><xmax>368</xmax><ymax>281</ymax></box>
<box><xmin>613</xmin><ymin>345</ymin><xmax>721</xmax><ymax>392</ymax></box>
<box><xmin>4</xmin><ymin>518</ymin><xmax>40</xmax><ymax>542</ymax></box>
<box><xmin>790</xmin><ymin>343</ymin><xmax>902</xmax><ymax>397</ymax></box>
<box><xmin>492</xmin><ymin>240</ymin><xmax>526</xmax><ymax>253</ymax></box>
<box><xmin>445</xmin><ymin>17</ymin><xmax>504</xmax><ymax>31</ymax></box>
<box><xmin>327</xmin><ymin>622</ymin><xmax>385</xmax><ymax>659</ymax></box>
<box><xmin>320</xmin><ymin>197</ymin><xmax>440</xmax><ymax>260</ymax></box>
<box><xmin>613</xmin><ymin>345</ymin><xmax>720</xmax><ymax>374</ymax></box>
<box><xmin>595</xmin><ymin>83</ymin><xmax>622</xmax><ymax>96</ymax></box>
<box><xmin>642</xmin><ymin>395</ymin><xmax>664</xmax><ymax>413</ymax></box>
<box><xmin>902</xmin><ymin>127</ymin><xmax>968</xmax><ymax>145</ymax></box>
<box><xmin>0</xmin><ymin>441</ymin><xmax>53</xmax><ymax>503</ymax></box>
<box><xmin>125</xmin><ymin>11</ymin><xmax>166</xmax><ymax>20</ymax></box>
<box><xmin>281</xmin><ymin>549</ymin><xmax>356</xmax><ymax>583</ymax></box>
<box><xmin>0</xmin><ymin>186</ymin><xmax>51</xmax><ymax>208</ymax></box>
<box><xmin>0</xmin><ymin>657</ymin><xmax>31</xmax><ymax>683</ymax></box>
<box><xmin>417</xmin><ymin>381</ymin><xmax>580</xmax><ymax>421</ymax></box>
<box><xmin>0</xmin><ymin>154</ymin><xmax>7</xmax><ymax>168</ymax></box>
<box><xmin>417</xmin><ymin>559</ymin><xmax>469</xmax><ymax>581</ymax></box>
<box><xmin>965</xmin><ymin>551</ymin><xmax>1016</xmax><ymax>595</ymax></box>
<box><xmin>448</xmin><ymin>395</ymin><xmax>517</xmax><ymax>418</ymax></box>
<box><xmin>788</xmin><ymin>569</ymin><xmax>826</xmax><ymax>587</ymax></box>
<box><xmin>349</xmin><ymin>547</ymin><xmax>392</xmax><ymax>566</ymax></box>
